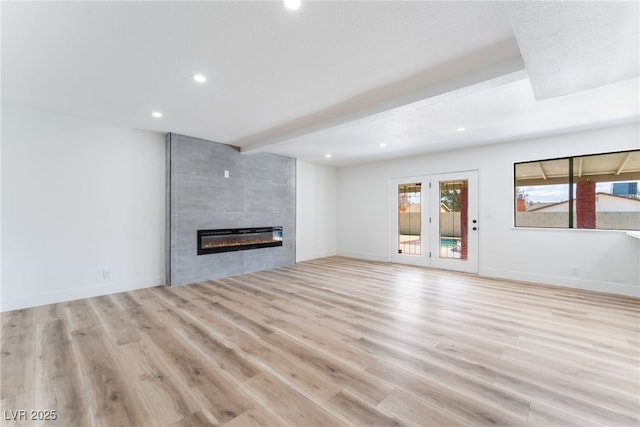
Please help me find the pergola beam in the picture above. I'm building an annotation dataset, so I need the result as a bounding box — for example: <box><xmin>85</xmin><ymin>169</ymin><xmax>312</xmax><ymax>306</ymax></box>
<box><xmin>577</xmin><ymin>157</ymin><xmax>583</xmax><ymax>177</ymax></box>
<box><xmin>536</xmin><ymin>162</ymin><xmax>548</xmax><ymax>180</ymax></box>
<box><xmin>615</xmin><ymin>152</ymin><xmax>632</xmax><ymax>175</ymax></box>
<box><xmin>516</xmin><ymin>171</ymin><xmax>640</xmax><ymax>186</ymax></box>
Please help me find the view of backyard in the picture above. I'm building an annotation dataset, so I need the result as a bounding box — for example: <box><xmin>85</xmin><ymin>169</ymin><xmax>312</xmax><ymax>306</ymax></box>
<box><xmin>398</xmin><ymin>180</ymin><xmax>468</xmax><ymax>259</ymax></box>
<box><xmin>515</xmin><ymin>151</ymin><xmax>640</xmax><ymax>230</ymax></box>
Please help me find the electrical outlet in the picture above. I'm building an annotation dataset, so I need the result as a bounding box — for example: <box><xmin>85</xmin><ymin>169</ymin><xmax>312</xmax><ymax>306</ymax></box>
<box><xmin>224</xmin><ymin>170</ymin><xmax>230</xmax><ymax>178</ymax></box>
<box><xmin>102</xmin><ymin>270</ymin><xmax>112</xmax><ymax>280</ymax></box>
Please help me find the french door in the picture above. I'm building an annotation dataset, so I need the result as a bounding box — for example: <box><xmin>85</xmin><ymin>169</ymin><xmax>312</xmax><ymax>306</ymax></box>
<box><xmin>389</xmin><ymin>171</ymin><xmax>478</xmax><ymax>273</ymax></box>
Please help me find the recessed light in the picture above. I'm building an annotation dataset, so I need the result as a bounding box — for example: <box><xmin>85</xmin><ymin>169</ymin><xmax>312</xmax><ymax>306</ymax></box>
<box><xmin>193</xmin><ymin>74</ymin><xmax>207</xmax><ymax>83</ymax></box>
<box><xmin>325</xmin><ymin>153</ymin><xmax>332</xmax><ymax>158</ymax></box>
<box><xmin>456</xmin><ymin>127</ymin><xmax>466</xmax><ymax>132</ymax></box>
<box><xmin>152</xmin><ymin>111</ymin><xmax>163</xmax><ymax>118</ymax></box>
<box><xmin>284</xmin><ymin>0</ymin><xmax>301</xmax><ymax>10</ymax></box>
<box><xmin>379</xmin><ymin>143</ymin><xmax>387</xmax><ymax>148</ymax></box>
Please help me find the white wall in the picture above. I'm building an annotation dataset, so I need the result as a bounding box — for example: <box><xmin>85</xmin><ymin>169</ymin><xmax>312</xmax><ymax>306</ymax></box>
<box><xmin>337</xmin><ymin>123</ymin><xmax>640</xmax><ymax>296</ymax></box>
<box><xmin>296</xmin><ymin>160</ymin><xmax>337</xmax><ymax>261</ymax></box>
<box><xmin>1</xmin><ymin>103</ymin><xmax>166</xmax><ymax>311</ymax></box>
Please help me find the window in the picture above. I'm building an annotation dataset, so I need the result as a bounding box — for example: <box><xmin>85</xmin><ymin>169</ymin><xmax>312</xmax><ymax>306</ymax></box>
<box><xmin>514</xmin><ymin>150</ymin><xmax>640</xmax><ymax>230</ymax></box>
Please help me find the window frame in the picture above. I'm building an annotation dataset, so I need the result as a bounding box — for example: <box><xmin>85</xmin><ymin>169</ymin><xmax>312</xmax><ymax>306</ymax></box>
<box><xmin>513</xmin><ymin>149</ymin><xmax>640</xmax><ymax>231</ymax></box>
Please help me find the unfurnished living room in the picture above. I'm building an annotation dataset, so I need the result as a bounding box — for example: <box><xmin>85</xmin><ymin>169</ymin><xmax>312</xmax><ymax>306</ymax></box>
<box><xmin>1</xmin><ymin>1</ymin><xmax>639</xmax><ymax>426</ymax></box>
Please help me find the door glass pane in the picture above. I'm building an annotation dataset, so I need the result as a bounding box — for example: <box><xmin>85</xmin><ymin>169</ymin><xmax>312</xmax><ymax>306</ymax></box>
<box><xmin>439</xmin><ymin>180</ymin><xmax>468</xmax><ymax>259</ymax></box>
<box><xmin>398</xmin><ymin>183</ymin><xmax>421</xmax><ymax>255</ymax></box>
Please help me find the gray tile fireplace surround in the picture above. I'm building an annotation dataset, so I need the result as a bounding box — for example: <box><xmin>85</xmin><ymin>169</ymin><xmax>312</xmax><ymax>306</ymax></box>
<box><xmin>166</xmin><ymin>133</ymin><xmax>296</xmax><ymax>286</ymax></box>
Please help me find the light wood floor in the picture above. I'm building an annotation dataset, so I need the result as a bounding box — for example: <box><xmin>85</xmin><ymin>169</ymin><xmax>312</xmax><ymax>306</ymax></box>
<box><xmin>1</xmin><ymin>256</ymin><xmax>639</xmax><ymax>426</ymax></box>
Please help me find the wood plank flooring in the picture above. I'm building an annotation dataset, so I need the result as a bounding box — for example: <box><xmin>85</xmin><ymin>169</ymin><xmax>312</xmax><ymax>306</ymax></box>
<box><xmin>1</xmin><ymin>256</ymin><xmax>639</xmax><ymax>426</ymax></box>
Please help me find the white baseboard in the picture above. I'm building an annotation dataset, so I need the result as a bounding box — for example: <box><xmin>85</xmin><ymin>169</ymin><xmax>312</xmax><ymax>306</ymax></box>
<box><xmin>1</xmin><ymin>275</ymin><xmax>166</xmax><ymax>312</ymax></box>
<box><xmin>332</xmin><ymin>253</ymin><xmax>639</xmax><ymax>297</ymax></box>
<box><xmin>481</xmin><ymin>267</ymin><xmax>639</xmax><ymax>297</ymax></box>
<box><xmin>296</xmin><ymin>250</ymin><xmax>338</xmax><ymax>262</ymax></box>
<box><xmin>336</xmin><ymin>251</ymin><xmax>388</xmax><ymax>263</ymax></box>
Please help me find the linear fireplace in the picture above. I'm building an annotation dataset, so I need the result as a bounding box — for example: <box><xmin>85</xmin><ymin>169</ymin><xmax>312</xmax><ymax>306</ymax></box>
<box><xmin>197</xmin><ymin>226</ymin><xmax>283</xmax><ymax>255</ymax></box>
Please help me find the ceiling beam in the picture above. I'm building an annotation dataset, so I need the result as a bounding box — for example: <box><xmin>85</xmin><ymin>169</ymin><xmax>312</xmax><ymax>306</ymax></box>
<box><xmin>239</xmin><ymin>43</ymin><xmax>525</xmax><ymax>155</ymax></box>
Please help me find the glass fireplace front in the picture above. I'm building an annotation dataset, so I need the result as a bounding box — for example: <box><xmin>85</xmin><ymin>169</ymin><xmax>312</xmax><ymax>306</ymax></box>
<box><xmin>197</xmin><ymin>226</ymin><xmax>283</xmax><ymax>255</ymax></box>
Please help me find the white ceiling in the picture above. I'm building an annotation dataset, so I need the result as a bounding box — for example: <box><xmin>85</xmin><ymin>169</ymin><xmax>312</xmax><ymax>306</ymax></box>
<box><xmin>2</xmin><ymin>1</ymin><xmax>639</xmax><ymax>167</ymax></box>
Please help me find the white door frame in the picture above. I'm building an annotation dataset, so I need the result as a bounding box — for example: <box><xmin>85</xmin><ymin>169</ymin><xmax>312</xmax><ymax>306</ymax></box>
<box><xmin>389</xmin><ymin>171</ymin><xmax>479</xmax><ymax>273</ymax></box>
<box><xmin>429</xmin><ymin>170</ymin><xmax>479</xmax><ymax>274</ymax></box>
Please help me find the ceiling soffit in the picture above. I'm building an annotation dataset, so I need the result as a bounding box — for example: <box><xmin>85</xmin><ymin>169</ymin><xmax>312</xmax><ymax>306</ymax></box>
<box><xmin>506</xmin><ymin>1</ymin><xmax>640</xmax><ymax>100</ymax></box>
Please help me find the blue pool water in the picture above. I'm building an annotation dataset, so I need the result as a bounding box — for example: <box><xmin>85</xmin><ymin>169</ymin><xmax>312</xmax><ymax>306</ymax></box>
<box><xmin>440</xmin><ymin>238</ymin><xmax>460</xmax><ymax>248</ymax></box>
<box><xmin>408</xmin><ymin>238</ymin><xmax>460</xmax><ymax>247</ymax></box>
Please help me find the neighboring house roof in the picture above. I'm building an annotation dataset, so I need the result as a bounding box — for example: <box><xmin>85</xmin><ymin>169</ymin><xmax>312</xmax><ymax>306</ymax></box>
<box><xmin>528</xmin><ymin>192</ymin><xmax>640</xmax><ymax>212</ymax></box>
<box><xmin>527</xmin><ymin>202</ymin><xmax>557</xmax><ymax>211</ymax></box>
